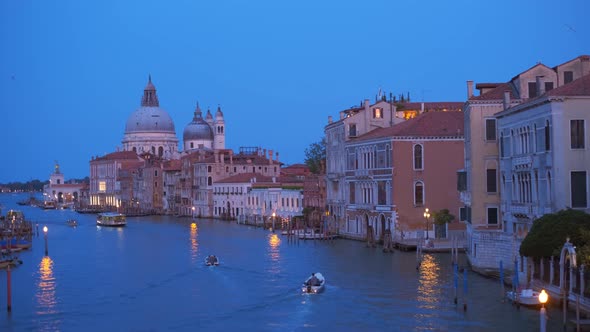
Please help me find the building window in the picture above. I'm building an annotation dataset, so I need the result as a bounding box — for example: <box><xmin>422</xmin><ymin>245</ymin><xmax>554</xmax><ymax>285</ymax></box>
<box><xmin>373</xmin><ymin>108</ymin><xmax>383</xmax><ymax>119</ymax></box>
<box><xmin>564</xmin><ymin>71</ymin><xmax>574</xmax><ymax>84</ymax></box>
<box><xmin>208</xmin><ymin>177</ymin><xmax>212</xmax><ymax>186</ymax></box>
<box><xmin>190</xmin><ymin>142</ymin><xmax>194</xmax><ymax>149</ymax></box>
<box><xmin>528</xmin><ymin>82</ymin><xmax>537</xmax><ymax>98</ymax></box>
<box><xmin>377</xmin><ymin>182</ymin><xmax>386</xmax><ymax>205</ymax></box>
<box><xmin>545</xmin><ymin>121</ymin><xmax>551</xmax><ymax>151</ymax></box>
<box><xmin>571</xmin><ymin>171</ymin><xmax>587</xmax><ymax>208</ymax></box>
<box><xmin>459</xmin><ymin>207</ymin><xmax>466</xmax><ymax>221</ymax></box>
<box><xmin>571</xmin><ymin>120</ymin><xmax>585</xmax><ymax>149</ymax></box>
<box><xmin>414</xmin><ymin>181</ymin><xmax>424</xmax><ymax>206</ymax></box>
<box><xmin>349</xmin><ymin>183</ymin><xmax>355</xmax><ymax>204</ymax></box>
<box><xmin>485</xmin><ymin>119</ymin><xmax>497</xmax><ymax>141</ymax></box>
<box><xmin>457</xmin><ymin>171</ymin><xmax>467</xmax><ymax>191</ymax></box>
<box><xmin>413</xmin><ymin>144</ymin><xmax>423</xmax><ymax>170</ymax></box>
<box><xmin>349</xmin><ymin>124</ymin><xmax>357</xmax><ymax>137</ymax></box>
<box><xmin>208</xmin><ymin>166</ymin><xmax>212</xmax><ymax>172</ymax></box>
<box><xmin>154</xmin><ymin>170</ymin><xmax>158</xmax><ymax>176</ymax></box>
<box><xmin>487</xmin><ymin>207</ymin><xmax>498</xmax><ymax>225</ymax></box>
<box><xmin>545</xmin><ymin>82</ymin><xmax>554</xmax><ymax>92</ymax></box>
<box><xmin>487</xmin><ymin>168</ymin><xmax>497</xmax><ymax>193</ymax></box>
<box><xmin>99</xmin><ymin>181</ymin><xmax>106</xmax><ymax>192</ymax></box>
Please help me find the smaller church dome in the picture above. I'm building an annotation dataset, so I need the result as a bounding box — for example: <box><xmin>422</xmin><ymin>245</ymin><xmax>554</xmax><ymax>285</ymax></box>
<box><xmin>183</xmin><ymin>104</ymin><xmax>214</xmax><ymax>142</ymax></box>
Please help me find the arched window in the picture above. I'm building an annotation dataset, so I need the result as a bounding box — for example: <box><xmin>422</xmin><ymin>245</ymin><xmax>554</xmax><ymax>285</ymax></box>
<box><xmin>158</xmin><ymin>146</ymin><xmax>164</xmax><ymax>157</ymax></box>
<box><xmin>413</xmin><ymin>144</ymin><xmax>423</xmax><ymax>170</ymax></box>
<box><xmin>545</xmin><ymin>120</ymin><xmax>551</xmax><ymax>151</ymax></box>
<box><xmin>132</xmin><ymin>147</ymin><xmax>137</xmax><ymax>153</ymax></box>
<box><xmin>414</xmin><ymin>181</ymin><xmax>424</xmax><ymax>205</ymax></box>
<box><xmin>208</xmin><ymin>177</ymin><xmax>212</xmax><ymax>186</ymax></box>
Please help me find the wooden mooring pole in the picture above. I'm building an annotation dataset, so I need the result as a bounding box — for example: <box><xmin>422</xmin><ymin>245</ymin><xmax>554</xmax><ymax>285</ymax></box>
<box><xmin>6</xmin><ymin>263</ymin><xmax>11</xmax><ymax>312</ymax></box>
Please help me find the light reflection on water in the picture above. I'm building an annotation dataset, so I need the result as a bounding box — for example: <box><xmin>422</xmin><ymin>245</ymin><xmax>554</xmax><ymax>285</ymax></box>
<box><xmin>267</xmin><ymin>232</ymin><xmax>281</xmax><ymax>274</ymax></box>
<box><xmin>189</xmin><ymin>222</ymin><xmax>198</xmax><ymax>263</ymax></box>
<box><xmin>36</xmin><ymin>256</ymin><xmax>57</xmax><ymax>315</ymax></box>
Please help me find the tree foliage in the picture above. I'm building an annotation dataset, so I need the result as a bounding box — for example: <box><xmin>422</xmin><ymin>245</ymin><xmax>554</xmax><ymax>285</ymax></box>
<box><xmin>520</xmin><ymin>209</ymin><xmax>590</xmax><ymax>265</ymax></box>
<box><xmin>432</xmin><ymin>209</ymin><xmax>455</xmax><ymax>225</ymax></box>
<box><xmin>304</xmin><ymin>138</ymin><xmax>326</xmax><ymax>174</ymax></box>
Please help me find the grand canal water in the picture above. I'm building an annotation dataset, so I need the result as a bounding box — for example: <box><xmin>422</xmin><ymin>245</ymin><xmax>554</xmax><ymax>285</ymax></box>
<box><xmin>0</xmin><ymin>193</ymin><xmax>565</xmax><ymax>331</ymax></box>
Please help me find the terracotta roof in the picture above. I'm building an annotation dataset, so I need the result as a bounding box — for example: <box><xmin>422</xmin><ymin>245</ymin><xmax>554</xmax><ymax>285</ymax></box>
<box><xmin>120</xmin><ymin>161</ymin><xmax>143</xmax><ymax>170</ymax></box>
<box><xmin>475</xmin><ymin>83</ymin><xmax>503</xmax><ymax>89</ymax></box>
<box><xmin>469</xmin><ymin>82</ymin><xmax>519</xmax><ymax>101</ymax></box>
<box><xmin>163</xmin><ymin>159</ymin><xmax>182</xmax><ymax>171</ymax></box>
<box><xmin>398</xmin><ymin>102</ymin><xmax>464</xmax><ymax>110</ymax></box>
<box><xmin>354</xmin><ymin>111</ymin><xmax>464</xmax><ymax>141</ymax></box>
<box><xmin>510</xmin><ymin>62</ymin><xmax>552</xmax><ymax>81</ymax></box>
<box><xmin>553</xmin><ymin>55</ymin><xmax>590</xmax><ymax>69</ymax></box>
<box><xmin>546</xmin><ymin>73</ymin><xmax>590</xmax><ymax>96</ymax></box>
<box><xmin>92</xmin><ymin>151</ymin><xmax>139</xmax><ymax>161</ymax></box>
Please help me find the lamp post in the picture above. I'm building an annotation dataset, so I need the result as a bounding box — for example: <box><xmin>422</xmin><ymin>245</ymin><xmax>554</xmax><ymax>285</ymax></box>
<box><xmin>423</xmin><ymin>208</ymin><xmax>430</xmax><ymax>240</ymax></box>
<box><xmin>539</xmin><ymin>289</ymin><xmax>548</xmax><ymax>332</ymax></box>
<box><xmin>192</xmin><ymin>206</ymin><xmax>195</xmax><ymax>218</ymax></box>
<box><xmin>272</xmin><ymin>212</ymin><xmax>276</xmax><ymax>232</ymax></box>
<box><xmin>43</xmin><ymin>226</ymin><xmax>48</xmax><ymax>256</ymax></box>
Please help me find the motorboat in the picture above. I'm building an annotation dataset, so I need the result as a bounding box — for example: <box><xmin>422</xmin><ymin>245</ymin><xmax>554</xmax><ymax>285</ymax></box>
<box><xmin>302</xmin><ymin>272</ymin><xmax>325</xmax><ymax>294</ymax></box>
<box><xmin>506</xmin><ymin>288</ymin><xmax>543</xmax><ymax>306</ymax></box>
<box><xmin>97</xmin><ymin>212</ymin><xmax>126</xmax><ymax>227</ymax></box>
<box><xmin>205</xmin><ymin>255</ymin><xmax>219</xmax><ymax>266</ymax></box>
<box><xmin>66</xmin><ymin>219</ymin><xmax>78</xmax><ymax>227</ymax></box>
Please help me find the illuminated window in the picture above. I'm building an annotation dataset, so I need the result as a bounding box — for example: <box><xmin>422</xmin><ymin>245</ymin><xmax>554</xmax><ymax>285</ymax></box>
<box><xmin>99</xmin><ymin>181</ymin><xmax>106</xmax><ymax>192</ymax></box>
<box><xmin>373</xmin><ymin>108</ymin><xmax>382</xmax><ymax>119</ymax></box>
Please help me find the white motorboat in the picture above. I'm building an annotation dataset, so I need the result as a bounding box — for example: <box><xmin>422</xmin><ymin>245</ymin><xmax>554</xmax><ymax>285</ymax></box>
<box><xmin>506</xmin><ymin>289</ymin><xmax>542</xmax><ymax>306</ymax></box>
<box><xmin>205</xmin><ymin>255</ymin><xmax>219</xmax><ymax>266</ymax></box>
<box><xmin>97</xmin><ymin>212</ymin><xmax>126</xmax><ymax>227</ymax></box>
<box><xmin>302</xmin><ymin>272</ymin><xmax>325</xmax><ymax>294</ymax></box>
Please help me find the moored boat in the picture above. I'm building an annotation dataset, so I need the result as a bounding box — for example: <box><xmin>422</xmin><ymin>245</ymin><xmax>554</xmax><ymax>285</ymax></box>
<box><xmin>302</xmin><ymin>272</ymin><xmax>325</xmax><ymax>294</ymax></box>
<box><xmin>506</xmin><ymin>288</ymin><xmax>542</xmax><ymax>306</ymax></box>
<box><xmin>96</xmin><ymin>212</ymin><xmax>126</xmax><ymax>227</ymax></box>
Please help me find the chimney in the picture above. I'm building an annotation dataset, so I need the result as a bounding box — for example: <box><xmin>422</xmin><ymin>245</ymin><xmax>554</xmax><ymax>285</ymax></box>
<box><xmin>229</xmin><ymin>150</ymin><xmax>233</xmax><ymax>164</ymax></box>
<box><xmin>420</xmin><ymin>102</ymin><xmax>424</xmax><ymax>113</ymax></box>
<box><xmin>467</xmin><ymin>80</ymin><xmax>474</xmax><ymax>99</ymax></box>
<box><xmin>275</xmin><ymin>152</ymin><xmax>279</xmax><ymax>164</ymax></box>
<box><xmin>363</xmin><ymin>99</ymin><xmax>369</xmax><ymax>110</ymax></box>
<box><xmin>536</xmin><ymin>76</ymin><xmax>545</xmax><ymax>96</ymax></box>
<box><xmin>328</xmin><ymin>115</ymin><xmax>333</xmax><ymax>124</ymax></box>
<box><xmin>503</xmin><ymin>91</ymin><xmax>511</xmax><ymax>110</ymax></box>
<box><xmin>269</xmin><ymin>150</ymin><xmax>273</xmax><ymax>165</ymax></box>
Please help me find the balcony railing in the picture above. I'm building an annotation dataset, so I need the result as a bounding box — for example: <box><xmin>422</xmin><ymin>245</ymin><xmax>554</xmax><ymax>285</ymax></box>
<box><xmin>512</xmin><ymin>156</ymin><xmax>532</xmax><ymax>169</ymax></box>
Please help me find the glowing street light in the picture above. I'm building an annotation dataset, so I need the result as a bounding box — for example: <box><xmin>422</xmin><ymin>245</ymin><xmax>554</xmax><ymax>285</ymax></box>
<box><xmin>539</xmin><ymin>289</ymin><xmax>548</xmax><ymax>332</ymax></box>
<box><xmin>423</xmin><ymin>208</ymin><xmax>430</xmax><ymax>240</ymax></box>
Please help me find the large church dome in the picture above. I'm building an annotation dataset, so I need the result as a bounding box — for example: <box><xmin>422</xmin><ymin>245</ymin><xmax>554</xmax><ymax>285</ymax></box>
<box><xmin>121</xmin><ymin>76</ymin><xmax>179</xmax><ymax>159</ymax></box>
<box><xmin>124</xmin><ymin>77</ymin><xmax>176</xmax><ymax>134</ymax></box>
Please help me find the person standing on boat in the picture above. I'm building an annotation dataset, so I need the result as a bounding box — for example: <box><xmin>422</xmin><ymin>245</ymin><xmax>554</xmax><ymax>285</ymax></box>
<box><xmin>309</xmin><ymin>273</ymin><xmax>320</xmax><ymax>286</ymax></box>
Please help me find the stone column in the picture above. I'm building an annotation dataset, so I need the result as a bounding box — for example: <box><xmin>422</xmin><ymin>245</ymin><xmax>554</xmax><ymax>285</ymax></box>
<box><xmin>560</xmin><ymin>257</ymin><xmax>564</xmax><ymax>290</ymax></box>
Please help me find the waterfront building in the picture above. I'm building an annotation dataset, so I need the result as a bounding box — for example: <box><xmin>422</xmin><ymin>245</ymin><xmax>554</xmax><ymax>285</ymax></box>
<box><xmin>496</xmin><ymin>72</ymin><xmax>590</xmax><ymax>235</ymax></box>
<box><xmin>460</xmin><ymin>55</ymin><xmax>590</xmax><ymax>273</ymax></box>
<box><xmin>344</xmin><ymin>111</ymin><xmax>465</xmax><ymax>241</ymax></box>
<box><xmin>162</xmin><ymin>159</ymin><xmax>181</xmax><ymax>215</ymax></box>
<box><xmin>89</xmin><ymin>151</ymin><xmax>142</xmax><ymax>208</ymax></box>
<box><xmin>42</xmin><ymin>161</ymin><xmax>85</xmax><ymax>207</ymax></box>
<box><xmin>325</xmin><ymin>98</ymin><xmax>404</xmax><ymax>235</ymax></box>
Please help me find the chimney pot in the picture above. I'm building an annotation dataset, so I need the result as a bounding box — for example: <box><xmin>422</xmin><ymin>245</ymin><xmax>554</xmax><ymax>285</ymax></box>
<box><xmin>503</xmin><ymin>91</ymin><xmax>511</xmax><ymax>110</ymax></box>
<box><xmin>467</xmin><ymin>80</ymin><xmax>474</xmax><ymax>98</ymax></box>
<box><xmin>536</xmin><ymin>76</ymin><xmax>545</xmax><ymax>97</ymax></box>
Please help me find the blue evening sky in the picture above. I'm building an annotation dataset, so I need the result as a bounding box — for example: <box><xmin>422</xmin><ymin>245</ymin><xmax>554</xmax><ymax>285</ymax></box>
<box><xmin>0</xmin><ymin>0</ymin><xmax>588</xmax><ymax>183</ymax></box>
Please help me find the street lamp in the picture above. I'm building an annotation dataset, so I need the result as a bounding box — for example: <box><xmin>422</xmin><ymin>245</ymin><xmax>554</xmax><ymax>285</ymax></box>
<box><xmin>43</xmin><ymin>226</ymin><xmax>48</xmax><ymax>256</ymax></box>
<box><xmin>272</xmin><ymin>212</ymin><xmax>276</xmax><ymax>232</ymax></box>
<box><xmin>423</xmin><ymin>208</ymin><xmax>430</xmax><ymax>240</ymax></box>
<box><xmin>192</xmin><ymin>206</ymin><xmax>195</xmax><ymax>218</ymax></box>
<box><xmin>539</xmin><ymin>289</ymin><xmax>548</xmax><ymax>332</ymax></box>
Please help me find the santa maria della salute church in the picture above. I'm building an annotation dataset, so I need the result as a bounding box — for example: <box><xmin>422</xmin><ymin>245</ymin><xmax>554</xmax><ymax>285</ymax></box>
<box><xmin>86</xmin><ymin>76</ymin><xmax>301</xmax><ymax>221</ymax></box>
<box><xmin>121</xmin><ymin>75</ymin><xmax>226</xmax><ymax>158</ymax></box>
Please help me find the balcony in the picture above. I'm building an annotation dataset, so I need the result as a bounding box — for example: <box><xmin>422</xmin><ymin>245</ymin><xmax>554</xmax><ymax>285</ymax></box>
<box><xmin>510</xmin><ymin>204</ymin><xmax>532</xmax><ymax>215</ymax></box>
<box><xmin>354</xmin><ymin>169</ymin><xmax>370</xmax><ymax>178</ymax></box>
<box><xmin>512</xmin><ymin>156</ymin><xmax>532</xmax><ymax>170</ymax></box>
<box><xmin>460</xmin><ymin>191</ymin><xmax>471</xmax><ymax>205</ymax></box>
